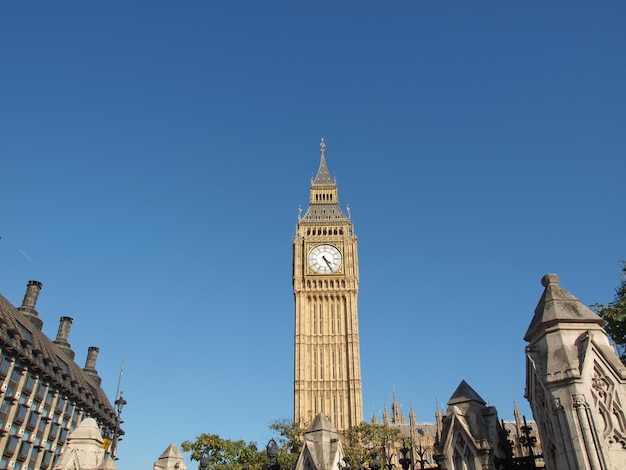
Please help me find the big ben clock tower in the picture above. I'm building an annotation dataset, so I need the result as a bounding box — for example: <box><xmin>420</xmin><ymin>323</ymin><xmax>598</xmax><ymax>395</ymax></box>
<box><xmin>293</xmin><ymin>139</ymin><xmax>363</xmax><ymax>431</ymax></box>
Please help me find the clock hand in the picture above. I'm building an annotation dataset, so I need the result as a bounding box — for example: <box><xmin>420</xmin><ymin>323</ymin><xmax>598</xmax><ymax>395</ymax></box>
<box><xmin>322</xmin><ymin>255</ymin><xmax>333</xmax><ymax>269</ymax></box>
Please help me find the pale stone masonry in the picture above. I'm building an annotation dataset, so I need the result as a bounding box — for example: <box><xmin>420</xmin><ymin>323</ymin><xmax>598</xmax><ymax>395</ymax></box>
<box><xmin>293</xmin><ymin>139</ymin><xmax>364</xmax><ymax>431</ymax></box>
<box><xmin>525</xmin><ymin>273</ymin><xmax>626</xmax><ymax>469</ymax></box>
<box><xmin>153</xmin><ymin>443</ymin><xmax>187</xmax><ymax>470</ymax></box>
<box><xmin>433</xmin><ymin>380</ymin><xmax>511</xmax><ymax>469</ymax></box>
<box><xmin>52</xmin><ymin>417</ymin><xmax>117</xmax><ymax>470</ymax></box>
<box><xmin>294</xmin><ymin>413</ymin><xmax>345</xmax><ymax>470</ymax></box>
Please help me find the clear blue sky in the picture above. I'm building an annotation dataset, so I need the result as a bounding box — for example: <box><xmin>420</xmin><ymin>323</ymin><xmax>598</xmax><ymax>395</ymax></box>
<box><xmin>1</xmin><ymin>2</ymin><xmax>625</xmax><ymax>469</ymax></box>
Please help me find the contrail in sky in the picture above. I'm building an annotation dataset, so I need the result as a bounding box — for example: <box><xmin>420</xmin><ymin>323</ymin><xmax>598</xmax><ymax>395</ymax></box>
<box><xmin>19</xmin><ymin>249</ymin><xmax>41</xmax><ymax>270</ymax></box>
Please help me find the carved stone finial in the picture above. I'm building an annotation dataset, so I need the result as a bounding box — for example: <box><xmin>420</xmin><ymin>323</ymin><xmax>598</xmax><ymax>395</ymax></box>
<box><xmin>320</xmin><ymin>138</ymin><xmax>326</xmax><ymax>157</ymax></box>
<box><xmin>552</xmin><ymin>397</ymin><xmax>564</xmax><ymax>410</ymax></box>
<box><xmin>541</xmin><ymin>273</ymin><xmax>560</xmax><ymax>287</ymax></box>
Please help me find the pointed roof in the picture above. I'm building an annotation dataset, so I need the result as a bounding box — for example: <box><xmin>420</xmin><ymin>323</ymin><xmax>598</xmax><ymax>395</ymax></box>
<box><xmin>99</xmin><ymin>454</ymin><xmax>119</xmax><ymax>470</ymax></box>
<box><xmin>296</xmin><ymin>413</ymin><xmax>344</xmax><ymax>470</ymax></box>
<box><xmin>447</xmin><ymin>380</ymin><xmax>486</xmax><ymax>407</ymax></box>
<box><xmin>158</xmin><ymin>443</ymin><xmax>185</xmax><ymax>460</ymax></box>
<box><xmin>300</xmin><ymin>139</ymin><xmax>349</xmax><ymax>224</ymax></box>
<box><xmin>154</xmin><ymin>443</ymin><xmax>186</xmax><ymax>470</ymax></box>
<box><xmin>313</xmin><ymin>139</ymin><xmax>335</xmax><ymax>186</ymax></box>
<box><xmin>306</xmin><ymin>412</ymin><xmax>337</xmax><ymax>433</ymax></box>
<box><xmin>524</xmin><ymin>273</ymin><xmax>604</xmax><ymax>342</ymax></box>
<box><xmin>66</xmin><ymin>417</ymin><xmax>104</xmax><ymax>444</ymax></box>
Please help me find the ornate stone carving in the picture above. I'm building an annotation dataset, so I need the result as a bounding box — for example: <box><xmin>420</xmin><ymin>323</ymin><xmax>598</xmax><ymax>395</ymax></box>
<box><xmin>592</xmin><ymin>373</ymin><xmax>609</xmax><ymax>398</ymax></box>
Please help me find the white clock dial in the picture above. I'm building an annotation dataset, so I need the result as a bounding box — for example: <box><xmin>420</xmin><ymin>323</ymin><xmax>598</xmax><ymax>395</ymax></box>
<box><xmin>308</xmin><ymin>244</ymin><xmax>342</xmax><ymax>274</ymax></box>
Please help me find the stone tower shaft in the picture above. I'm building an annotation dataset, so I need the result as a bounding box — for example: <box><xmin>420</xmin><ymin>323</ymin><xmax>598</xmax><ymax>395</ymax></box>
<box><xmin>293</xmin><ymin>139</ymin><xmax>363</xmax><ymax>431</ymax></box>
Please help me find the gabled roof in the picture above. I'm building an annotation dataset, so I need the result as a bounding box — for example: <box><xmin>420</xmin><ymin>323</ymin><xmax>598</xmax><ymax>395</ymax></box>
<box><xmin>306</xmin><ymin>412</ymin><xmax>337</xmax><ymax>433</ymax></box>
<box><xmin>524</xmin><ymin>273</ymin><xmax>605</xmax><ymax>342</ymax></box>
<box><xmin>157</xmin><ymin>442</ymin><xmax>185</xmax><ymax>460</ymax></box>
<box><xmin>448</xmin><ymin>380</ymin><xmax>486</xmax><ymax>407</ymax></box>
<box><xmin>438</xmin><ymin>381</ymin><xmax>496</xmax><ymax>445</ymax></box>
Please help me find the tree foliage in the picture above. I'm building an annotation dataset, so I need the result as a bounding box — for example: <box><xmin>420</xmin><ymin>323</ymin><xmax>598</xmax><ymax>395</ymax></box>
<box><xmin>267</xmin><ymin>418</ymin><xmax>305</xmax><ymax>470</ymax></box>
<box><xmin>182</xmin><ymin>419</ymin><xmax>304</xmax><ymax>470</ymax></box>
<box><xmin>182</xmin><ymin>419</ymin><xmax>410</xmax><ymax>470</ymax></box>
<box><xmin>592</xmin><ymin>261</ymin><xmax>626</xmax><ymax>362</ymax></box>
<box><xmin>181</xmin><ymin>433</ymin><xmax>264</xmax><ymax>470</ymax></box>
<box><xmin>341</xmin><ymin>422</ymin><xmax>407</xmax><ymax>468</ymax></box>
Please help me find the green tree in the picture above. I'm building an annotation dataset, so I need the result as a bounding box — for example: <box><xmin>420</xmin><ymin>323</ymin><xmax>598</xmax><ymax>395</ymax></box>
<box><xmin>182</xmin><ymin>419</ymin><xmax>304</xmax><ymax>470</ymax></box>
<box><xmin>340</xmin><ymin>422</ymin><xmax>406</xmax><ymax>469</ymax></box>
<box><xmin>181</xmin><ymin>433</ymin><xmax>264</xmax><ymax>470</ymax></box>
<box><xmin>592</xmin><ymin>261</ymin><xmax>626</xmax><ymax>362</ymax></box>
<box><xmin>267</xmin><ymin>418</ymin><xmax>305</xmax><ymax>469</ymax></box>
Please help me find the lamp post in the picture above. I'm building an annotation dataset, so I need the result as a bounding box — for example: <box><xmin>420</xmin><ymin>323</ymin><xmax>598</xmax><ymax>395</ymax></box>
<box><xmin>413</xmin><ymin>443</ymin><xmax>429</xmax><ymax>470</ymax></box>
<box><xmin>338</xmin><ymin>456</ymin><xmax>351</xmax><ymax>470</ymax></box>
<box><xmin>110</xmin><ymin>390</ymin><xmax>127</xmax><ymax>460</ymax></box>
<box><xmin>369</xmin><ymin>452</ymin><xmax>381</xmax><ymax>470</ymax></box>
<box><xmin>199</xmin><ymin>451</ymin><xmax>210</xmax><ymax>470</ymax></box>
<box><xmin>265</xmin><ymin>438</ymin><xmax>280</xmax><ymax>470</ymax></box>
<box><xmin>398</xmin><ymin>445</ymin><xmax>411</xmax><ymax>470</ymax></box>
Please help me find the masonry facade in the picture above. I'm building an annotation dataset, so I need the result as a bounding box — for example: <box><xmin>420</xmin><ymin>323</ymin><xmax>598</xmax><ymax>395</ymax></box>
<box><xmin>293</xmin><ymin>139</ymin><xmax>363</xmax><ymax>431</ymax></box>
<box><xmin>525</xmin><ymin>273</ymin><xmax>626</xmax><ymax>469</ymax></box>
<box><xmin>0</xmin><ymin>280</ymin><xmax>119</xmax><ymax>470</ymax></box>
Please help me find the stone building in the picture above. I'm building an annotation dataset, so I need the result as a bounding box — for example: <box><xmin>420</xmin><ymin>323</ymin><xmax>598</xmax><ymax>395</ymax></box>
<box><xmin>294</xmin><ymin>413</ymin><xmax>345</xmax><ymax>470</ymax></box>
<box><xmin>293</xmin><ymin>139</ymin><xmax>363</xmax><ymax>431</ymax></box>
<box><xmin>375</xmin><ymin>386</ymin><xmax>542</xmax><ymax>470</ymax></box>
<box><xmin>52</xmin><ymin>417</ymin><xmax>117</xmax><ymax>470</ymax></box>
<box><xmin>153</xmin><ymin>443</ymin><xmax>187</xmax><ymax>470</ymax></box>
<box><xmin>372</xmin><ymin>391</ymin><xmax>439</xmax><ymax>469</ymax></box>
<box><xmin>433</xmin><ymin>381</ymin><xmax>513</xmax><ymax>470</ymax></box>
<box><xmin>525</xmin><ymin>273</ymin><xmax>626</xmax><ymax>469</ymax></box>
<box><xmin>0</xmin><ymin>280</ymin><xmax>120</xmax><ymax>469</ymax></box>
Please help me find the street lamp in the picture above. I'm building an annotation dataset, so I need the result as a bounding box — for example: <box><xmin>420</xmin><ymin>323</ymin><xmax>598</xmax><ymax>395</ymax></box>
<box><xmin>398</xmin><ymin>445</ymin><xmax>411</xmax><ymax>470</ymax></box>
<box><xmin>265</xmin><ymin>438</ymin><xmax>280</xmax><ymax>470</ymax></box>
<box><xmin>413</xmin><ymin>442</ymin><xmax>430</xmax><ymax>470</ymax></box>
<box><xmin>338</xmin><ymin>456</ymin><xmax>351</xmax><ymax>470</ymax></box>
<box><xmin>199</xmin><ymin>451</ymin><xmax>210</xmax><ymax>470</ymax></box>
<box><xmin>368</xmin><ymin>452</ymin><xmax>381</xmax><ymax>470</ymax></box>
<box><xmin>110</xmin><ymin>390</ymin><xmax>127</xmax><ymax>460</ymax></box>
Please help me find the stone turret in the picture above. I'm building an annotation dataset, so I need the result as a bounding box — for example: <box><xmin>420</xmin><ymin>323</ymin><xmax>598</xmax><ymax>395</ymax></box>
<box><xmin>434</xmin><ymin>381</ymin><xmax>508</xmax><ymax>469</ymax></box>
<box><xmin>371</xmin><ymin>407</ymin><xmax>378</xmax><ymax>424</ymax></box>
<box><xmin>383</xmin><ymin>404</ymin><xmax>390</xmax><ymax>425</ymax></box>
<box><xmin>17</xmin><ymin>280</ymin><xmax>43</xmax><ymax>330</ymax></box>
<box><xmin>294</xmin><ymin>413</ymin><xmax>345</xmax><ymax>470</ymax></box>
<box><xmin>153</xmin><ymin>443</ymin><xmax>187</xmax><ymax>470</ymax></box>
<box><xmin>391</xmin><ymin>388</ymin><xmax>405</xmax><ymax>424</ymax></box>
<box><xmin>525</xmin><ymin>273</ymin><xmax>626</xmax><ymax>469</ymax></box>
<box><xmin>53</xmin><ymin>417</ymin><xmax>116</xmax><ymax>470</ymax></box>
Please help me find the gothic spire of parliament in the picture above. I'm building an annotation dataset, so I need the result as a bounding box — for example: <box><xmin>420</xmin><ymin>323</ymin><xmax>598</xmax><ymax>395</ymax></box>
<box><xmin>293</xmin><ymin>139</ymin><xmax>363</xmax><ymax>431</ymax></box>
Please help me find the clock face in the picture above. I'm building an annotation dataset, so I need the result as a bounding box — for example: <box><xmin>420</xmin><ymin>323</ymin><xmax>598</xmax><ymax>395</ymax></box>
<box><xmin>308</xmin><ymin>244</ymin><xmax>342</xmax><ymax>274</ymax></box>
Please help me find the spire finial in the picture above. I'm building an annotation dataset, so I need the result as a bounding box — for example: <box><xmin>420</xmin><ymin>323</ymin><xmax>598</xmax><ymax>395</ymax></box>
<box><xmin>320</xmin><ymin>138</ymin><xmax>325</xmax><ymax>157</ymax></box>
